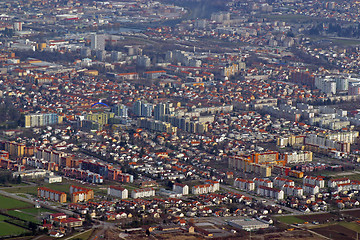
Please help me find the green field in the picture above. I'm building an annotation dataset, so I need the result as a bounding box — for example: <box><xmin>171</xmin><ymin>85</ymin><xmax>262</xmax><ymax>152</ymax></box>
<box><xmin>0</xmin><ymin>195</ymin><xmax>32</xmax><ymax>209</ymax></box>
<box><xmin>22</xmin><ymin>207</ymin><xmax>56</xmax><ymax>214</ymax></box>
<box><xmin>276</xmin><ymin>216</ymin><xmax>306</xmax><ymax>224</ymax></box>
<box><xmin>338</xmin><ymin>222</ymin><xmax>360</xmax><ymax>233</ymax></box>
<box><xmin>0</xmin><ymin>221</ymin><xmax>30</xmax><ymax>237</ymax></box>
<box><xmin>70</xmin><ymin>229</ymin><xmax>94</xmax><ymax>240</ymax></box>
<box><xmin>0</xmin><ymin>215</ymin><xmax>10</xmax><ymax>221</ymax></box>
<box><xmin>7</xmin><ymin>210</ymin><xmax>40</xmax><ymax>224</ymax></box>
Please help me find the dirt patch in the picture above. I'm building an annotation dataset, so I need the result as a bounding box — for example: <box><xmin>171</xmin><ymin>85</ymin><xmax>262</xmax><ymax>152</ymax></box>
<box><xmin>297</xmin><ymin>213</ymin><xmax>338</xmax><ymax>224</ymax></box>
<box><xmin>312</xmin><ymin>224</ymin><xmax>357</xmax><ymax>240</ymax></box>
<box><xmin>342</xmin><ymin>210</ymin><xmax>360</xmax><ymax>219</ymax></box>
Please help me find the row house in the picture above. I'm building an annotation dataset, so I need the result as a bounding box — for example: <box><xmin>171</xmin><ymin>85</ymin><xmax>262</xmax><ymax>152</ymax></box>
<box><xmin>257</xmin><ymin>185</ymin><xmax>284</xmax><ymax>200</ymax></box>
<box><xmin>172</xmin><ymin>183</ymin><xmax>189</xmax><ymax>195</ymax></box>
<box><xmin>303</xmin><ymin>176</ymin><xmax>325</xmax><ymax>188</ymax></box>
<box><xmin>192</xmin><ymin>182</ymin><xmax>219</xmax><ymax>195</ymax></box>
<box><xmin>233</xmin><ymin>178</ymin><xmax>255</xmax><ymax>191</ymax></box>
<box><xmin>253</xmin><ymin>178</ymin><xmax>273</xmax><ymax>188</ymax></box>
<box><xmin>273</xmin><ymin>177</ymin><xmax>294</xmax><ymax>188</ymax></box>
<box><xmin>107</xmin><ymin>186</ymin><xmax>129</xmax><ymax>199</ymax></box>
<box><xmin>282</xmin><ymin>184</ymin><xmax>303</xmax><ymax>197</ymax></box>
<box><xmin>23</xmin><ymin>158</ymin><xmax>58</xmax><ymax>171</ymax></box>
<box><xmin>328</xmin><ymin>178</ymin><xmax>350</xmax><ymax>188</ymax></box>
<box><xmin>205</xmin><ymin>180</ymin><xmax>220</xmax><ymax>191</ymax></box>
<box><xmin>63</xmin><ymin>167</ymin><xmax>103</xmax><ymax>184</ymax></box>
<box><xmin>336</xmin><ymin>180</ymin><xmax>360</xmax><ymax>192</ymax></box>
<box><xmin>38</xmin><ymin>187</ymin><xmax>67</xmax><ymax>203</ymax></box>
<box><xmin>303</xmin><ymin>183</ymin><xmax>320</xmax><ymax>195</ymax></box>
<box><xmin>131</xmin><ymin>188</ymin><xmax>156</xmax><ymax>199</ymax></box>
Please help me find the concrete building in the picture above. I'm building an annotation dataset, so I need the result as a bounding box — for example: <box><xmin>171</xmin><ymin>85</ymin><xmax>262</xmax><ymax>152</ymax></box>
<box><xmin>234</xmin><ymin>178</ymin><xmax>255</xmax><ymax>191</ymax></box>
<box><xmin>108</xmin><ymin>185</ymin><xmax>128</xmax><ymax>199</ymax></box>
<box><xmin>303</xmin><ymin>176</ymin><xmax>325</xmax><ymax>188</ymax></box>
<box><xmin>131</xmin><ymin>188</ymin><xmax>155</xmax><ymax>199</ymax></box>
<box><xmin>256</xmin><ymin>185</ymin><xmax>284</xmax><ymax>200</ymax></box>
<box><xmin>282</xmin><ymin>184</ymin><xmax>303</xmax><ymax>197</ymax></box>
<box><xmin>38</xmin><ymin>187</ymin><xmax>67</xmax><ymax>203</ymax></box>
<box><xmin>228</xmin><ymin>218</ymin><xmax>269</xmax><ymax>231</ymax></box>
<box><xmin>192</xmin><ymin>181</ymin><xmax>219</xmax><ymax>195</ymax></box>
<box><xmin>328</xmin><ymin>178</ymin><xmax>351</xmax><ymax>188</ymax></box>
<box><xmin>303</xmin><ymin>183</ymin><xmax>319</xmax><ymax>195</ymax></box>
<box><xmin>45</xmin><ymin>175</ymin><xmax>62</xmax><ymax>183</ymax></box>
<box><xmin>254</xmin><ymin>178</ymin><xmax>273</xmax><ymax>188</ymax></box>
<box><xmin>273</xmin><ymin>177</ymin><xmax>294</xmax><ymax>188</ymax></box>
<box><xmin>25</xmin><ymin>113</ymin><xmax>63</xmax><ymax>128</ymax></box>
<box><xmin>70</xmin><ymin>185</ymin><xmax>94</xmax><ymax>203</ymax></box>
<box><xmin>172</xmin><ymin>183</ymin><xmax>189</xmax><ymax>195</ymax></box>
<box><xmin>91</xmin><ymin>34</ymin><xmax>105</xmax><ymax>51</ymax></box>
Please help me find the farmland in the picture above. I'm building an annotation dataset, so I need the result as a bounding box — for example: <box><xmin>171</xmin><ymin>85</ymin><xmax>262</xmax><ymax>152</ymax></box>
<box><xmin>0</xmin><ymin>221</ymin><xmax>30</xmax><ymax>237</ymax></box>
<box><xmin>7</xmin><ymin>210</ymin><xmax>40</xmax><ymax>224</ymax></box>
<box><xmin>311</xmin><ymin>224</ymin><xmax>358</xmax><ymax>240</ymax></box>
<box><xmin>297</xmin><ymin>213</ymin><xmax>338</xmax><ymax>224</ymax></box>
<box><xmin>0</xmin><ymin>195</ymin><xmax>32</xmax><ymax>210</ymax></box>
<box><xmin>276</xmin><ymin>216</ymin><xmax>305</xmax><ymax>224</ymax></box>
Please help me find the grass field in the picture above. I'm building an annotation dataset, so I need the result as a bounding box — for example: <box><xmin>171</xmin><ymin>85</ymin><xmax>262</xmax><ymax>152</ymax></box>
<box><xmin>0</xmin><ymin>215</ymin><xmax>10</xmax><ymax>221</ymax></box>
<box><xmin>70</xmin><ymin>229</ymin><xmax>94</xmax><ymax>240</ymax></box>
<box><xmin>276</xmin><ymin>216</ymin><xmax>306</xmax><ymax>224</ymax></box>
<box><xmin>7</xmin><ymin>210</ymin><xmax>40</xmax><ymax>224</ymax></box>
<box><xmin>0</xmin><ymin>195</ymin><xmax>32</xmax><ymax>209</ymax></box>
<box><xmin>0</xmin><ymin>221</ymin><xmax>30</xmax><ymax>237</ymax></box>
<box><xmin>339</xmin><ymin>222</ymin><xmax>360</xmax><ymax>233</ymax></box>
<box><xmin>22</xmin><ymin>207</ymin><xmax>56</xmax><ymax>214</ymax></box>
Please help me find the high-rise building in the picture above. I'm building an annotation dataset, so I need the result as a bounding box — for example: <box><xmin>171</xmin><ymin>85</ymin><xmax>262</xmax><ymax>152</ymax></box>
<box><xmin>112</xmin><ymin>104</ymin><xmax>128</xmax><ymax>118</ymax></box>
<box><xmin>141</xmin><ymin>103</ymin><xmax>153</xmax><ymax>117</ymax></box>
<box><xmin>154</xmin><ymin>102</ymin><xmax>174</xmax><ymax>120</ymax></box>
<box><xmin>25</xmin><ymin>113</ymin><xmax>63</xmax><ymax>128</ymax></box>
<box><xmin>90</xmin><ymin>34</ymin><xmax>105</xmax><ymax>51</ymax></box>
<box><xmin>13</xmin><ymin>22</ymin><xmax>22</xmax><ymax>31</ymax></box>
<box><xmin>133</xmin><ymin>101</ymin><xmax>153</xmax><ymax>117</ymax></box>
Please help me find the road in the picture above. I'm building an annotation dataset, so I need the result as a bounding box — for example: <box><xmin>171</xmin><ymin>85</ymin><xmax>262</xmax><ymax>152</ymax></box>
<box><xmin>221</xmin><ymin>185</ymin><xmax>303</xmax><ymax>215</ymax></box>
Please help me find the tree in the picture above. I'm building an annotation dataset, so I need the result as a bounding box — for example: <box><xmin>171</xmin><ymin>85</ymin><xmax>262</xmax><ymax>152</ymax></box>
<box><xmin>16</xmin><ymin>176</ymin><xmax>21</xmax><ymax>184</ymax></box>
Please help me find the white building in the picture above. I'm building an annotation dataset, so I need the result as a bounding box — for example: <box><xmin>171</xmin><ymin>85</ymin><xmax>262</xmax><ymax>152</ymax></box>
<box><xmin>256</xmin><ymin>185</ymin><xmax>284</xmax><ymax>200</ymax></box>
<box><xmin>107</xmin><ymin>186</ymin><xmax>128</xmax><ymax>199</ymax></box>
<box><xmin>234</xmin><ymin>178</ymin><xmax>255</xmax><ymax>191</ymax></box>
<box><xmin>172</xmin><ymin>183</ymin><xmax>189</xmax><ymax>195</ymax></box>
<box><xmin>253</xmin><ymin>178</ymin><xmax>273</xmax><ymax>188</ymax></box>
<box><xmin>282</xmin><ymin>184</ymin><xmax>303</xmax><ymax>197</ymax></box>
<box><xmin>131</xmin><ymin>188</ymin><xmax>155</xmax><ymax>199</ymax></box>
<box><xmin>273</xmin><ymin>177</ymin><xmax>294</xmax><ymax>188</ymax></box>
<box><xmin>303</xmin><ymin>183</ymin><xmax>319</xmax><ymax>195</ymax></box>
<box><xmin>90</xmin><ymin>34</ymin><xmax>105</xmax><ymax>51</ymax></box>
<box><xmin>303</xmin><ymin>176</ymin><xmax>325</xmax><ymax>188</ymax></box>
<box><xmin>45</xmin><ymin>175</ymin><xmax>62</xmax><ymax>183</ymax></box>
<box><xmin>192</xmin><ymin>181</ymin><xmax>219</xmax><ymax>195</ymax></box>
<box><xmin>328</xmin><ymin>178</ymin><xmax>350</xmax><ymax>188</ymax></box>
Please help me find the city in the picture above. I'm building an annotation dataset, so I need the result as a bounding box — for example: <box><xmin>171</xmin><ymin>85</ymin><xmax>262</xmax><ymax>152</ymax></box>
<box><xmin>1</xmin><ymin>0</ymin><xmax>360</xmax><ymax>239</ymax></box>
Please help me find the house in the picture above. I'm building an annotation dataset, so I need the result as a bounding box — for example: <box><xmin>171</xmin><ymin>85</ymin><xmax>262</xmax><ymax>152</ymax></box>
<box><xmin>49</xmin><ymin>231</ymin><xmax>64</xmax><ymax>238</ymax></box>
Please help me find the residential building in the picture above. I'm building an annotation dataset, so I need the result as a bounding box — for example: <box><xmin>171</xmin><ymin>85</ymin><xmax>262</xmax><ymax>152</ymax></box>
<box><xmin>172</xmin><ymin>183</ymin><xmax>189</xmax><ymax>195</ymax></box>
<box><xmin>38</xmin><ymin>187</ymin><xmax>67</xmax><ymax>203</ymax></box>
<box><xmin>108</xmin><ymin>185</ymin><xmax>129</xmax><ymax>199</ymax></box>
